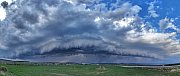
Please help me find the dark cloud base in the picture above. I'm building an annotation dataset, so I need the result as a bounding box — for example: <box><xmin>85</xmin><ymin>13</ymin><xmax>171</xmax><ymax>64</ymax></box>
<box><xmin>18</xmin><ymin>53</ymin><xmax>160</xmax><ymax>64</ymax></box>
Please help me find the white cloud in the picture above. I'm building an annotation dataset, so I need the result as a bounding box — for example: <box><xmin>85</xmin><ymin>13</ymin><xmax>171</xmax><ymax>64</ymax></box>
<box><xmin>148</xmin><ymin>1</ymin><xmax>159</xmax><ymax>18</ymax></box>
<box><xmin>0</xmin><ymin>7</ymin><xmax>6</xmax><ymax>21</ymax></box>
<box><xmin>0</xmin><ymin>0</ymin><xmax>14</xmax><ymax>3</ymax></box>
<box><xmin>0</xmin><ymin>0</ymin><xmax>17</xmax><ymax>21</ymax></box>
<box><xmin>159</xmin><ymin>18</ymin><xmax>178</xmax><ymax>31</ymax></box>
<box><xmin>113</xmin><ymin>17</ymin><xmax>135</xmax><ymax>29</ymax></box>
<box><xmin>126</xmin><ymin>24</ymin><xmax>180</xmax><ymax>56</ymax></box>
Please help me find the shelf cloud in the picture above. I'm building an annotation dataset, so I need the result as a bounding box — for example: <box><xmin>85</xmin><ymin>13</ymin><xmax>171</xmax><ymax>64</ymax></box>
<box><xmin>0</xmin><ymin>0</ymin><xmax>180</xmax><ymax>63</ymax></box>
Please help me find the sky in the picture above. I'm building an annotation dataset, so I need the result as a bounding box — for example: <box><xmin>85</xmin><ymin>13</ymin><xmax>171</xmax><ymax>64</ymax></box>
<box><xmin>0</xmin><ymin>0</ymin><xmax>180</xmax><ymax>64</ymax></box>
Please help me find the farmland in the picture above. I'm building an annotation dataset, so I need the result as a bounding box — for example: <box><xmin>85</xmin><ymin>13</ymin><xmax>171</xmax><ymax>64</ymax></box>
<box><xmin>0</xmin><ymin>63</ymin><xmax>180</xmax><ymax>76</ymax></box>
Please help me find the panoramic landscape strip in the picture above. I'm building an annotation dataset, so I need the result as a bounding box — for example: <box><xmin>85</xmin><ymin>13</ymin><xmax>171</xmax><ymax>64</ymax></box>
<box><xmin>0</xmin><ymin>59</ymin><xmax>180</xmax><ymax>76</ymax></box>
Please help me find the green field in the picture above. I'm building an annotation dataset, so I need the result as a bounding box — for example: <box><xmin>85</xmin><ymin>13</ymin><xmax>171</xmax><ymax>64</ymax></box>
<box><xmin>0</xmin><ymin>64</ymin><xmax>180</xmax><ymax>76</ymax></box>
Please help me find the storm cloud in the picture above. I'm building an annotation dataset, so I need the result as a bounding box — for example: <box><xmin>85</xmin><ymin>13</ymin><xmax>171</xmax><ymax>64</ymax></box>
<box><xmin>0</xmin><ymin>0</ymin><xmax>180</xmax><ymax>63</ymax></box>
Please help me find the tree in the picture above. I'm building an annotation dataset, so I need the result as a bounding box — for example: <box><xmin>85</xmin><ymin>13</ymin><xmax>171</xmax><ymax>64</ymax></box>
<box><xmin>1</xmin><ymin>1</ymin><xmax>8</xmax><ymax>8</ymax></box>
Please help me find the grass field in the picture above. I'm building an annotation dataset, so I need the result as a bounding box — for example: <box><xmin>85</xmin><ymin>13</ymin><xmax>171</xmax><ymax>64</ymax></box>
<box><xmin>0</xmin><ymin>64</ymin><xmax>180</xmax><ymax>76</ymax></box>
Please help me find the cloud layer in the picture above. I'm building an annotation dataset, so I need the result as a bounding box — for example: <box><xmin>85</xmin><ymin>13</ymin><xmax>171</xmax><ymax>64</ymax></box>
<box><xmin>0</xmin><ymin>0</ymin><xmax>180</xmax><ymax>63</ymax></box>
